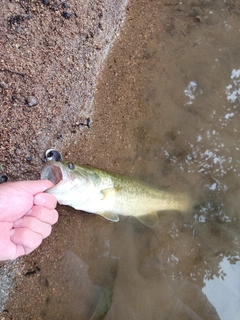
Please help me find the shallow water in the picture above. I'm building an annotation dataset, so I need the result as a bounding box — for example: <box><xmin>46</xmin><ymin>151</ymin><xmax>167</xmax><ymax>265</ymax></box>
<box><xmin>4</xmin><ymin>0</ymin><xmax>240</xmax><ymax>319</ymax></box>
<box><xmin>43</xmin><ymin>2</ymin><xmax>240</xmax><ymax>319</ymax></box>
<box><xmin>43</xmin><ymin>1</ymin><xmax>240</xmax><ymax>320</ymax></box>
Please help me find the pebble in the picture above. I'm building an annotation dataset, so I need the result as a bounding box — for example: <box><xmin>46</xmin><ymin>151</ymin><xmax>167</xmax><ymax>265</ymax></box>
<box><xmin>26</xmin><ymin>96</ymin><xmax>39</xmax><ymax>107</ymax></box>
<box><xmin>62</xmin><ymin>3</ymin><xmax>69</xmax><ymax>9</ymax></box>
<box><xmin>11</xmin><ymin>95</ymin><xmax>17</xmax><ymax>102</ymax></box>
<box><xmin>26</xmin><ymin>156</ymin><xmax>33</xmax><ymax>162</ymax></box>
<box><xmin>42</xmin><ymin>0</ymin><xmax>50</xmax><ymax>5</ymax></box>
<box><xmin>62</xmin><ymin>11</ymin><xmax>72</xmax><ymax>19</ymax></box>
<box><xmin>0</xmin><ymin>81</ymin><xmax>8</xmax><ymax>89</ymax></box>
<box><xmin>0</xmin><ymin>174</ymin><xmax>8</xmax><ymax>183</ymax></box>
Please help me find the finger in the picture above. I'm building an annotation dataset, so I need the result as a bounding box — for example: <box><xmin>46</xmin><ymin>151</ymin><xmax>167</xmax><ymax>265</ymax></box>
<box><xmin>12</xmin><ymin>242</ymin><xmax>40</xmax><ymax>257</ymax></box>
<box><xmin>0</xmin><ymin>223</ymin><xmax>24</xmax><ymax>261</ymax></box>
<box><xmin>0</xmin><ymin>243</ymin><xmax>26</xmax><ymax>261</ymax></box>
<box><xmin>34</xmin><ymin>193</ymin><xmax>57</xmax><ymax>209</ymax></box>
<box><xmin>10</xmin><ymin>227</ymin><xmax>43</xmax><ymax>252</ymax></box>
<box><xmin>13</xmin><ymin>216</ymin><xmax>52</xmax><ymax>239</ymax></box>
<box><xmin>8</xmin><ymin>180</ymin><xmax>55</xmax><ymax>195</ymax></box>
<box><xmin>26</xmin><ymin>206</ymin><xmax>58</xmax><ymax>225</ymax></box>
<box><xmin>17</xmin><ymin>244</ymin><xmax>36</xmax><ymax>255</ymax></box>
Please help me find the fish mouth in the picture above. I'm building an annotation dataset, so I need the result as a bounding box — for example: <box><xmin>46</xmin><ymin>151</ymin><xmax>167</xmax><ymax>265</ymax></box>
<box><xmin>41</xmin><ymin>161</ymin><xmax>65</xmax><ymax>185</ymax></box>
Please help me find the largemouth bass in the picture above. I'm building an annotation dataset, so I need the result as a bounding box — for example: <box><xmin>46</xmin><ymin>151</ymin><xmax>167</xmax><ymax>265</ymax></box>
<box><xmin>41</xmin><ymin>161</ymin><xmax>192</xmax><ymax>228</ymax></box>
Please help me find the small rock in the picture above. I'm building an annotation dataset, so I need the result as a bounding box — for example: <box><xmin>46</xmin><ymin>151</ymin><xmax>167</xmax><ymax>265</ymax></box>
<box><xmin>11</xmin><ymin>95</ymin><xmax>17</xmax><ymax>102</ymax></box>
<box><xmin>62</xmin><ymin>3</ymin><xmax>69</xmax><ymax>9</ymax></box>
<box><xmin>26</xmin><ymin>156</ymin><xmax>33</xmax><ymax>162</ymax></box>
<box><xmin>0</xmin><ymin>175</ymin><xmax>8</xmax><ymax>183</ymax></box>
<box><xmin>42</xmin><ymin>0</ymin><xmax>50</xmax><ymax>5</ymax></box>
<box><xmin>26</xmin><ymin>96</ymin><xmax>39</xmax><ymax>107</ymax></box>
<box><xmin>62</xmin><ymin>11</ymin><xmax>72</xmax><ymax>19</ymax></box>
<box><xmin>0</xmin><ymin>82</ymin><xmax>8</xmax><ymax>89</ymax></box>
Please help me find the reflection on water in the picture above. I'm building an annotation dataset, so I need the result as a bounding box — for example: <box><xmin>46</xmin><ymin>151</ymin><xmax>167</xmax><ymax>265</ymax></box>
<box><xmin>203</xmin><ymin>258</ymin><xmax>240</xmax><ymax>320</ymax></box>
<box><xmin>6</xmin><ymin>1</ymin><xmax>240</xmax><ymax>319</ymax></box>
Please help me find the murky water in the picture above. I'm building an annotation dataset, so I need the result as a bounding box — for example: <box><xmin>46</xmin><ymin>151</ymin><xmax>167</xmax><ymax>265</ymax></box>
<box><xmin>4</xmin><ymin>1</ymin><xmax>240</xmax><ymax>319</ymax></box>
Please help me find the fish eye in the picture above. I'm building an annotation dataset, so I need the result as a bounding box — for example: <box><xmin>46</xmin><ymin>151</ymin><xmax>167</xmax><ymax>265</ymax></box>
<box><xmin>68</xmin><ymin>163</ymin><xmax>75</xmax><ymax>170</ymax></box>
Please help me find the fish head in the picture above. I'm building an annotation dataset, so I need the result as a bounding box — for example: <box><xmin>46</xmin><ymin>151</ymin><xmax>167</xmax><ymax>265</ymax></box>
<box><xmin>41</xmin><ymin>161</ymin><xmax>101</xmax><ymax>209</ymax></box>
<box><xmin>41</xmin><ymin>160</ymin><xmax>77</xmax><ymax>185</ymax></box>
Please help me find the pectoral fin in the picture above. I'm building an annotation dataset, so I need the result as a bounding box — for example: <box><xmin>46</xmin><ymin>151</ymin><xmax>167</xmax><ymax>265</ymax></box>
<box><xmin>101</xmin><ymin>187</ymin><xmax>116</xmax><ymax>199</ymax></box>
<box><xmin>136</xmin><ymin>212</ymin><xmax>159</xmax><ymax>228</ymax></box>
<box><xmin>98</xmin><ymin>212</ymin><xmax>119</xmax><ymax>222</ymax></box>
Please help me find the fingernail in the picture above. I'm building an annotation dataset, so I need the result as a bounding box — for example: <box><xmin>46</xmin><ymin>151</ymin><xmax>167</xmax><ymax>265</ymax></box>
<box><xmin>13</xmin><ymin>218</ymin><xmax>23</xmax><ymax>226</ymax></box>
<box><xmin>35</xmin><ymin>194</ymin><xmax>46</xmax><ymax>206</ymax></box>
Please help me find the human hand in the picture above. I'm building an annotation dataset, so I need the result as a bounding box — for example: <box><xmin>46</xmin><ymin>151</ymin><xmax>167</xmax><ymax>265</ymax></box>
<box><xmin>0</xmin><ymin>180</ymin><xmax>58</xmax><ymax>261</ymax></box>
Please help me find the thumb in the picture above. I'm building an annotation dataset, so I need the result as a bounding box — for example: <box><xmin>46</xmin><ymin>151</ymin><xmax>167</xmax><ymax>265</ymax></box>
<box><xmin>13</xmin><ymin>180</ymin><xmax>55</xmax><ymax>195</ymax></box>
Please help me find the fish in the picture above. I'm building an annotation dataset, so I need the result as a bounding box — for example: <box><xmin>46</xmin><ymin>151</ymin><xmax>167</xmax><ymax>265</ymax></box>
<box><xmin>41</xmin><ymin>161</ymin><xmax>192</xmax><ymax>228</ymax></box>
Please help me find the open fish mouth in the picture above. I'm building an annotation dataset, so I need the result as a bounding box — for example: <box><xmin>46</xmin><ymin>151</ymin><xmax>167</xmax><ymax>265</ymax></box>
<box><xmin>41</xmin><ymin>162</ymin><xmax>64</xmax><ymax>185</ymax></box>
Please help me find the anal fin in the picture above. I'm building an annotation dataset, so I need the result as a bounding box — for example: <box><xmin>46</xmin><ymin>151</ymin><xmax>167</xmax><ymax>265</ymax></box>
<box><xmin>98</xmin><ymin>212</ymin><xmax>119</xmax><ymax>222</ymax></box>
<box><xmin>136</xmin><ymin>211</ymin><xmax>159</xmax><ymax>228</ymax></box>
